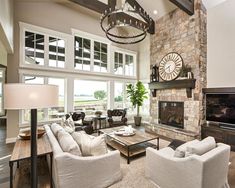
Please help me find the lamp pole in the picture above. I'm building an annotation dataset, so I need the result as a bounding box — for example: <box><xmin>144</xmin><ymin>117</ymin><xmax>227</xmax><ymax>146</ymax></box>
<box><xmin>31</xmin><ymin>109</ymin><xmax>38</xmax><ymax>188</ymax></box>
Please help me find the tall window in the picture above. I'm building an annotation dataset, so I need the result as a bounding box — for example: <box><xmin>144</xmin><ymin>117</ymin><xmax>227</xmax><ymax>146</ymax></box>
<box><xmin>74</xmin><ymin>80</ymin><xmax>107</xmax><ymax>113</ymax></box>
<box><xmin>25</xmin><ymin>31</ymin><xmax>44</xmax><ymax>66</ymax></box>
<box><xmin>114</xmin><ymin>52</ymin><xmax>123</xmax><ymax>75</ymax></box>
<box><xmin>114</xmin><ymin>82</ymin><xmax>124</xmax><ymax>109</ymax></box>
<box><xmin>74</xmin><ymin>36</ymin><xmax>91</xmax><ymax>71</ymax></box>
<box><xmin>94</xmin><ymin>41</ymin><xmax>108</xmax><ymax>72</ymax></box>
<box><xmin>49</xmin><ymin>37</ymin><xmax>65</xmax><ymax>68</ymax></box>
<box><xmin>23</xmin><ymin>76</ymin><xmax>65</xmax><ymax>123</ymax></box>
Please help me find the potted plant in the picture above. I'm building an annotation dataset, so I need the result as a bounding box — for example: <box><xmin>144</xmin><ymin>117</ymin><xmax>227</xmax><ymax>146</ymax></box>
<box><xmin>126</xmin><ymin>81</ymin><xmax>148</xmax><ymax>126</ymax></box>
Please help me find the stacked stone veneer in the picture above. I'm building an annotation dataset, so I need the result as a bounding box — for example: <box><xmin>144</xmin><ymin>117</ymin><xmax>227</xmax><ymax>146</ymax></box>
<box><xmin>149</xmin><ymin>0</ymin><xmax>207</xmax><ymax>141</ymax></box>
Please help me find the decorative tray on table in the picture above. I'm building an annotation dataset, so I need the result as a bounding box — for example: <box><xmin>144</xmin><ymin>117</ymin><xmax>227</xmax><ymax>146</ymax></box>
<box><xmin>18</xmin><ymin>127</ymin><xmax>46</xmax><ymax>140</ymax></box>
<box><xmin>114</xmin><ymin>128</ymin><xmax>136</xmax><ymax>137</ymax></box>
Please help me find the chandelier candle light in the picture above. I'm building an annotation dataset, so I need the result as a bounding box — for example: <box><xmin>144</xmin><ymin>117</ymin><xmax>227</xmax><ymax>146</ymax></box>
<box><xmin>100</xmin><ymin>0</ymin><xmax>154</xmax><ymax>44</ymax></box>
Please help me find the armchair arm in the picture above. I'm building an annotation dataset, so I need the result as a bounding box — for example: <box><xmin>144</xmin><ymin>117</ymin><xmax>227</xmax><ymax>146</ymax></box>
<box><xmin>121</xmin><ymin>117</ymin><xmax>127</xmax><ymax>124</ymax></box>
<box><xmin>55</xmin><ymin>150</ymin><xmax>122</xmax><ymax>188</ymax></box>
<box><xmin>83</xmin><ymin>119</ymin><xmax>93</xmax><ymax>126</ymax></box>
<box><xmin>145</xmin><ymin>147</ymin><xmax>203</xmax><ymax>188</ymax></box>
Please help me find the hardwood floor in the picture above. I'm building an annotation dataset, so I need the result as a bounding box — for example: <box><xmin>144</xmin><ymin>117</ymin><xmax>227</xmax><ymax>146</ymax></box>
<box><xmin>0</xmin><ymin>125</ymin><xmax>235</xmax><ymax>188</ymax></box>
<box><xmin>0</xmin><ymin>124</ymin><xmax>14</xmax><ymax>188</ymax></box>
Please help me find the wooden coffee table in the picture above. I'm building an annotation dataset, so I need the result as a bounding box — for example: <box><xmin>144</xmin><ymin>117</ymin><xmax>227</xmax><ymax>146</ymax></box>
<box><xmin>99</xmin><ymin>126</ymin><xmax>159</xmax><ymax>164</ymax></box>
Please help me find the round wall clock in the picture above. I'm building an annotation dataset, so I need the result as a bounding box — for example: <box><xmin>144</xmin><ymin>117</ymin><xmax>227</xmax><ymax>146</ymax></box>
<box><xmin>159</xmin><ymin>52</ymin><xmax>183</xmax><ymax>81</ymax></box>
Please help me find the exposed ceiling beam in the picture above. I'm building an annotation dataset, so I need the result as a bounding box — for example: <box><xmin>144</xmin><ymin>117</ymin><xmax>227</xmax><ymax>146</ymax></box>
<box><xmin>169</xmin><ymin>0</ymin><xmax>194</xmax><ymax>15</ymax></box>
<box><xmin>69</xmin><ymin>0</ymin><xmax>109</xmax><ymax>14</ymax></box>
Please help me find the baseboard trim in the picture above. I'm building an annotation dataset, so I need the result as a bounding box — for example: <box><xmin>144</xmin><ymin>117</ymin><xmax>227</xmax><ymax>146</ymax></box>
<box><xmin>6</xmin><ymin>137</ymin><xmax>17</xmax><ymax>144</ymax></box>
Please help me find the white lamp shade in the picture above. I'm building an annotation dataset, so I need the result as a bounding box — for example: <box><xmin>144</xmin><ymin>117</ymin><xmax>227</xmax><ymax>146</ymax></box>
<box><xmin>4</xmin><ymin>83</ymin><xmax>59</xmax><ymax>110</ymax></box>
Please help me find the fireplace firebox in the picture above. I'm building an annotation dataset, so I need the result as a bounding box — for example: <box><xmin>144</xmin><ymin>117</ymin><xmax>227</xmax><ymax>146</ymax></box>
<box><xmin>159</xmin><ymin>101</ymin><xmax>184</xmax><ymax>129</ymax></box>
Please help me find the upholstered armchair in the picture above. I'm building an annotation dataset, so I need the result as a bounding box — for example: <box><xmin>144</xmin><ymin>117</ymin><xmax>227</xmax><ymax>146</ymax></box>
<box><xmin>145</xmin><ymin>143</ymin><xmax>231</xmax><ymax>188</ymax></box>
<box><xmin>66</xmin><ymin>112</ymin><xmax>93</xmax><ymax>134</ymax></box>
<box><xmin>107</xmin><ymin>109</ymin><xmax>127</xmax><ymax>127</ymax></box>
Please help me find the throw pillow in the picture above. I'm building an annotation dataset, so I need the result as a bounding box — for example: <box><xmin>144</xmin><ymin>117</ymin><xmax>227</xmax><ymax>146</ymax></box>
<box><xmin>186</xmin><ymin>136</ymin><xmax>216</xmax><ymax>156</ymax></box>
<box><xmin>64</xmin><ymin>116</ymin><xmax>75</xmax><ymax>129</ymax></box>
<box><xmin>61</xmin><ymin>117</ymin><xmax>75</xmax><ymax>134</ymax></box>
<box><xmin>51</xmin><ymin>123</ymin><xmax>64</xmax><ymax>137</ymax></box>
<box><xmin>57</xmin><ymin>131</ymin><xmax>82</xmax><ymax>156</ymax></box>
<box><xmin>72</xmin><ymin>132</ymin><xmax>107</xmax><ymax>156</ymax></box>
<box><xmin>112</xmin><ymin>116</ymin><xmax>122</xmax><ymax>122</ymax></box>
<box><xmin>174</xmin><ymin>139</ymin><xmax>200</xmax><ymax>158</ymax></box>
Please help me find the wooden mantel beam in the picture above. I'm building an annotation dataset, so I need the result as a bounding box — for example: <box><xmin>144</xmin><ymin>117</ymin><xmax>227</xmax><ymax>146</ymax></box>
<box><xmin>169</xmin><ymin>0</ymin><xmax>194</xmax><ymax>15</ymax></box>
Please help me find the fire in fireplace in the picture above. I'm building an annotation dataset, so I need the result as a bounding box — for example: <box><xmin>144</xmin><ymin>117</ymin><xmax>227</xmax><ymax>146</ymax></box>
<box><xmin>159</xmin><ymin>101</ymin><xmax>184</xmax><ymax>129</ymax></box>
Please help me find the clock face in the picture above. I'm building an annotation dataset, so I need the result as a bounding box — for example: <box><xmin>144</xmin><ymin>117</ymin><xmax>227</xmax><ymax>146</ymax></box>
<box><xmin>159</xmin><ymin>52</ymin><xmax>183</xmax><ymax>81</ymax></box>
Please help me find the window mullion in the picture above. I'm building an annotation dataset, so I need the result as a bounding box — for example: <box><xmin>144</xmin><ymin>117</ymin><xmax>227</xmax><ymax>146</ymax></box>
<box><xmin>91</xmin><ymin>39</ymin><xmax>94</xmax><ymax>71</ymax></box>
<box><xmin>45</xmin><ymin>35</ymin><xmax>49</xmax><ymax>67</ymax></box>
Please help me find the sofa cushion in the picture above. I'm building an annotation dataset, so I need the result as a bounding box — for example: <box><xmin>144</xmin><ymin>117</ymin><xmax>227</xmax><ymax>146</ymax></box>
<box><xmin>57</xmin><ymin>131</ymin><xmax>82</xmax><ymax>156</ymax></box>
<box><xmin>112</xmin><ymin>116</ymin><xmax>122</xmax><ymax>122</ymax></box>
<box><xmin>174</xmin><ymin>139</ymin><xmax>200</xmax><ymax>158</ymax></box>
<box><xmin>72</xmin><ymin>132</ymin><xmax>107</xmax><ymax>156</ymax></box>
<box><xmin>186</xmin><ymin>136</ymin><xmax>216</xmax><ymax>156</ymax></box>
<box><xmin>51</xmin><ymin>123</ymin><xmax>64</xmax><ymax>137</ymax></box>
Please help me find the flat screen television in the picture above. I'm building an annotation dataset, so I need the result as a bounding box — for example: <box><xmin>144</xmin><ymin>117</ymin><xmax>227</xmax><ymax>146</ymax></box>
<box><xmin>206</xmin><ymin>94</ymin><xmax>235</xmax><ymax>129</ymax></box>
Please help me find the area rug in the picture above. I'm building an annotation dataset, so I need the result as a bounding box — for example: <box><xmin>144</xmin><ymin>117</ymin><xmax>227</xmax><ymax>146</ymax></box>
<box><xmin>109</xmin><ymin>139</ymin><xmax>169</xmax><ymax>188</ymax></box>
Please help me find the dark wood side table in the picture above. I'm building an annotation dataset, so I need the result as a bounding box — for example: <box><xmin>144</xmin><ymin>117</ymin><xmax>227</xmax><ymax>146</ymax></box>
<box><xmin>9</xmin><ymin>134</ymin><xmax>53</xmax><ymax>188</ymax></box>
<box><xmin>93</xmin><ymin>116</ymin><xmax>107</xmax><ymax>130</ymax></box>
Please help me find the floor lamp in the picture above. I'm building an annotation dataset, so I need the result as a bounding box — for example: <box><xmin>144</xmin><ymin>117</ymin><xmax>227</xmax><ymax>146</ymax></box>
<box><xmin>4</xmin><ymin>83</ymin><xmax>58</xmax><ymax>188</ymax></box>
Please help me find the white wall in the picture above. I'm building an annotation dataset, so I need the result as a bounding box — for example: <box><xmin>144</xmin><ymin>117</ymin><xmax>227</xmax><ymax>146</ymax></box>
<box><xmin>0</xmin><ymin>0</ymin><xmax>14</xmax><ymax>53</ymax></box>
<box><xmin>138</xmin><ymin>35</ymin><xmax>150</xmax><ymax>82</ymax></box>
<box><xmin>207</xmin><ymin>0</ymin><xmax>235</xmax><ymax>87</ymax></box>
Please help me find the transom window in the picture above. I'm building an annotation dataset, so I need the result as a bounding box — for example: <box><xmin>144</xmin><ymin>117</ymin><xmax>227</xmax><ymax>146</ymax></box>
<box><xmin>94</xmin><ymin>41</ymin><xmax>108</xmax><ymax>72</ymax></box>
<box><xmin>74</xmin><ymin>36</ymin><xmax>91</xmax><ymax>71</ymax></box>
<box><xmin>114</xmin><ymin>52</ymin><xmax>123</xmax><ymax>75</ymax></box>
<box><xmin>49</xmin><ymin>37</ymin><xmax>65</xmax><ymax>68</ymax></box>
<box><xmin>24</xmin><ymin>30</ymin><xmax>67</xmax><ymax>68</ymax></box>
<box><xmin>25</xmin><ymin>31</ymin><xmax>45</xmax><ymax>66</ymax></box>
<box><xmin>114</xmin><ymin>51</ymin><xmax>135</xmax><ymax>76</ymax></box>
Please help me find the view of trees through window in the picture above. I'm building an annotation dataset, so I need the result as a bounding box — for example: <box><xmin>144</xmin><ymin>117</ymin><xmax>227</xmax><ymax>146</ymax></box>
<box><xmin>74</xmin><ymin>80</ymin><xmax>108</xmax><ymax>114</ymax></box>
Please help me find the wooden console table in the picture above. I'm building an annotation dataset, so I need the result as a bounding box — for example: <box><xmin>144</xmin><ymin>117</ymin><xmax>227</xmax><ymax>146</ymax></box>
<box><xmin>9</xmin><ymin>134</ymin><xmax>53</xmax><ymax>188</ymax></box>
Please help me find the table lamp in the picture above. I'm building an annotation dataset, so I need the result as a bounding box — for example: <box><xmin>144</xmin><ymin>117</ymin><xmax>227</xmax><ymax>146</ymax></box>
<box><xmin>4</xmin><ymin>83</ymin><xmax>59</xmax><ymax>188</ymax></box>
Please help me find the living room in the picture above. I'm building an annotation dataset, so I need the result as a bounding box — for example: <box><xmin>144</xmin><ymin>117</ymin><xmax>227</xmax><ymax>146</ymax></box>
<box><xmin>0</xmin><ymin>0</ymin><xmax>235</xmax><ymax>187</ymax></box>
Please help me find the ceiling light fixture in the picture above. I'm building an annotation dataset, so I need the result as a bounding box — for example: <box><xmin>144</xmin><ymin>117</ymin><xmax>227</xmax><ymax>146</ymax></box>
<box><xmin>153</xmin><ymin>10</ymin><xmax>158</xmax><ymax>15</ymax></box>
<box><xmin>100</xmin><ymin>0</ymin><xmax>153</xmax><ymax>44</ymax></box>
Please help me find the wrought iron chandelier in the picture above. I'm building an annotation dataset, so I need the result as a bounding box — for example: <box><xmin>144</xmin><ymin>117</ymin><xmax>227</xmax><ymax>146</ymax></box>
<box><xmin>100</xmin><ymin>0</ymin><xmax>153</xmax><ymax>44</ymax></box>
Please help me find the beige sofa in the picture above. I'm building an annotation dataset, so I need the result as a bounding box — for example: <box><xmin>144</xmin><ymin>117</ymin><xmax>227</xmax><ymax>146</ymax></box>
<box><xmin>145</xmin><ymin>142</ymin><xmax>231</xmax><ymax>188</ymax></box>
<box><xmin>44</xmin><ymin>124</ymin><xmax>122</xmax><ymax>188</ymax></box>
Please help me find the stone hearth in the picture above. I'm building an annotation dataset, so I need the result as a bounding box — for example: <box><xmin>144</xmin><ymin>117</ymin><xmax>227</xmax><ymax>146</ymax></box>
<box><xmin>149</xmin><ymin>0</ymin><xmax>207</xmax><ymax>141</ymax></box>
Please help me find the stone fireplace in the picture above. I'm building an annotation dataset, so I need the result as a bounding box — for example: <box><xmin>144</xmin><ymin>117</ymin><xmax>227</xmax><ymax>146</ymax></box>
<box><xmin>159</xmin><ymin>101</ymin><xmax>184</xmax><ymax>129</ymax></box>
<box><xmin>146</xmin><ymin>0</ymin><xmax>207</xmax><ymax>141</ymax></box>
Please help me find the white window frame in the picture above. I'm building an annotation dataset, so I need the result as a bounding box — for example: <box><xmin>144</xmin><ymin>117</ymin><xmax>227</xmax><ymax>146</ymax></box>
<box><xmin>19</xmin><ymin>73</ymin><xmax>67</xmax><ymax>126</ymax></box>
<box><xmin>72</xmin><ymin>29</ymin><xmax>111</xmax><ymax>73</ymax></box>
<box><xmin>112</xmin><ymin>46</ymin><xmax>137</xmax><ymax>78</ymax></box>
<box><xmin>19</xmin><ymin>22</ymin><xmax>72</xmax><ymax>70</ymax></box>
